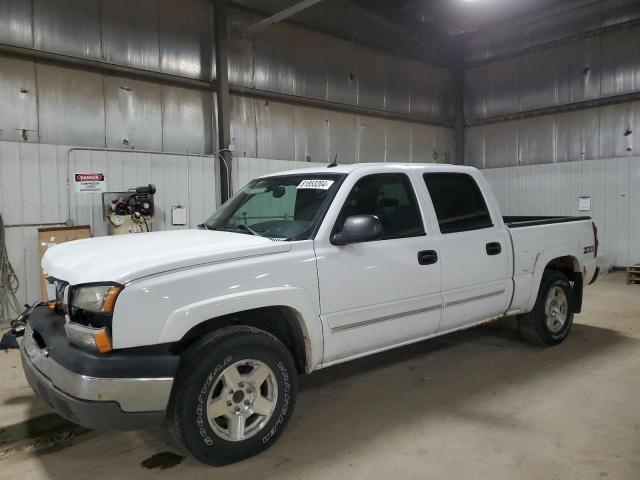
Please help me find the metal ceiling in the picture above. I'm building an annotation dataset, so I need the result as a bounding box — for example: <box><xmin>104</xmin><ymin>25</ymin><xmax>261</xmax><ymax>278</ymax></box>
<box><xmin>235</xmin><ymin>0</ymin><xmax>640</xmax><ymax>61</ymax></box>
<box><xmin>367</xmin><ymin>0</ymin><xmax>585</xmax><ymax>35</ymax></box>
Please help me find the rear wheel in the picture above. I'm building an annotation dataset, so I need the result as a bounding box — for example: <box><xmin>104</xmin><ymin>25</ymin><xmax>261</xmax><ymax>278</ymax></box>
<box><xmin>517</xmin><ymin>272</ymin><xmax>574</xmax><ymax>346</ymax></box>
<box><xmin>167</xmin><ymin>326</ymin><xmax>297</xmax><ymax>466</ymax></box>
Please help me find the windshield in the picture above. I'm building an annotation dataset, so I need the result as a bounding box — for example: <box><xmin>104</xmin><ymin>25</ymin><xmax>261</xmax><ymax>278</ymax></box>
<box><xmin>205</xmin><ymin>174</ymin><xmax>344</xmax><ymax>240</ymax></box>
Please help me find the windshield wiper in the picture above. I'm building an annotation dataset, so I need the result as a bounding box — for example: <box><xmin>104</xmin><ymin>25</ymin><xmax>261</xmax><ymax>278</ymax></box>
<box><xmin>206</xmin><ymin>224</ymin><xmax>266</xmax><ymax>237</ymax></box>
<box><xmin>234</xmin><ymin>224</ymin><xmax>264</xmax><ymax>237</ymax></box>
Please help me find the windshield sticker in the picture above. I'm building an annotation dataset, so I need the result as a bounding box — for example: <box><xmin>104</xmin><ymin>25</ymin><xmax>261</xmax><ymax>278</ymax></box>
<box><xmin>297</xmin><ymin>179</ymin><xmax>334</xmax><ymax>190</ymax></box>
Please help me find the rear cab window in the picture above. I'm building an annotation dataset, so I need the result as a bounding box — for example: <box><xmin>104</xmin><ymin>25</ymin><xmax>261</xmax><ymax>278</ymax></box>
<box><xmin>423</xmin><ymin>172</ymin><xmax>493</xmax><ymax>234</ymax></box>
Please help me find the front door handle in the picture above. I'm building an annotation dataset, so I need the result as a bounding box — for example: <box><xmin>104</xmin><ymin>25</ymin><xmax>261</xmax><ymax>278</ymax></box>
<box><xmin>486</xmin><ymin>242</ymin><xmax>502</xmax><ymax>255</ymax></box>
<box><xmin>417</xmin><ymin>250</ymin><xmax>438</xmax><ymax>265</ymax></box>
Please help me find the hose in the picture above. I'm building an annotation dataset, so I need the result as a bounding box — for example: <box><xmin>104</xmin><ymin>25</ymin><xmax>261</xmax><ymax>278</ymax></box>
<box><xmin>0</xmin><ymin>214</ymin><xmax>20</xmax><ymax>324</ymax></box>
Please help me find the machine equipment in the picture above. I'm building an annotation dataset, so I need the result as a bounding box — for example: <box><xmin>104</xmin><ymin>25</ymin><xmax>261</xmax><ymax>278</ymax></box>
<box><xmin>102</xmin><ymin>184</ymin><xmax>156</xmax><ymax>235</ymax></box>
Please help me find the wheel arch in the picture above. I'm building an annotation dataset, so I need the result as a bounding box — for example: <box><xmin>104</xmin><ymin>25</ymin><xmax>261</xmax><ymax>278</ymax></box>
<box><xmin>169</xmin><ymin>305</ymin><xmax>311</xmax><ymax>374</ymax></box>
<box><xmin>157</xmin><ymin>287</ymin><xmax>322</xmax><ymax>373</ymax></box>
<box><xmin>528</xmin><ymin>252</ymin><xmax>584</xmax><ymax>313</ymax></box>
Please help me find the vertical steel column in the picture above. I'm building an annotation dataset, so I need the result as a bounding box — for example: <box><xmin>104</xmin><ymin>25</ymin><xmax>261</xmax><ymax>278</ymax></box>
<box><xmin>214</xmin><ymin>0</ymin><xmax>232</xmax><ymax>202</ymax></box>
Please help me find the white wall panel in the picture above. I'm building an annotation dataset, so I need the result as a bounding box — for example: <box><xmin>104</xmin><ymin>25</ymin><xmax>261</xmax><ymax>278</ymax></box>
<box><xmin>0</xmin><ymin>141</ymin><xmax>217</xmax><ymax>307</ymax></box>
<box><xmin>67</xmin><ymin>149</ymin><xmax>217</xmax><ymax>236</ymax></box>
<box><xmin>4</xmin><ymin>226</ymin><xmax>40</xmax><ymax>307</ymax></box>
<box><xmin>482</xmin><ymin>156</ymin><xmax>640</xmax><ymax>267</ymax></box>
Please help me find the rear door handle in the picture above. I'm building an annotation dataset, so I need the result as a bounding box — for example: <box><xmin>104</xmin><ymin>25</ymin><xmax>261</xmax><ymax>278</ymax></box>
<box><xmin>486</xmin><ymin>242</ymin><xmax>502</xmax><ymax>255</ymax></box>
<box><xmin>417</xmin><ymin>250</ymin><xmax>438</xmax><ymax>265</ymax></box>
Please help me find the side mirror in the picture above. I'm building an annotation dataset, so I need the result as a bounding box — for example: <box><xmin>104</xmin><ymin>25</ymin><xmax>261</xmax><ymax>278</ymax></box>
<box><xmin>331</xmin><ymin>215</ymin><xmax>383</xmax><ymax>245</ymax></box>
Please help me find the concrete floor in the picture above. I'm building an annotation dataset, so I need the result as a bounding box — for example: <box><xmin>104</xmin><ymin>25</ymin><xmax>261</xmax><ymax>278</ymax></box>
<box><xmin>0</xmin><ymin>271</ymin><xmax>638</xmax><ymax>479</ymax></box>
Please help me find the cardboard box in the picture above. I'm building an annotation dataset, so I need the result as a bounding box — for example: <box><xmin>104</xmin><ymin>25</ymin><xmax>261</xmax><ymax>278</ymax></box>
<box><xmin>38</xmin><ymin>225</ymin><xmax>91</xmax><ymax>300</ymax></box>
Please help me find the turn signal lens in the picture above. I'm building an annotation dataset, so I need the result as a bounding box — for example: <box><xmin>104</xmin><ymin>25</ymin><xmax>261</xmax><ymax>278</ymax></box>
<box><xmin>64</xmin><ymin>323</ymin><xmax>113</xmax><ymax>353</ymax></box>
<box><xmin>48</xmin><ymin>300</ymin><xmax>64</xmax><ymax>314</ymax></box>
<box><xmin>102</xmin><ymin>286</ymin><xmax>122</xmax><ymax>313</ymax></box>
<box><xmin>93</xmin><ymin>329</ymin><xmax>113</xmax><ymax>353</ymax></box>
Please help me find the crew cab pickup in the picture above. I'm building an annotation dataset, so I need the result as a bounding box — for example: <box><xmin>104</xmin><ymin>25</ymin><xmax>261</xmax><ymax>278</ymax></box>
<box><xmin>19</xmin><ymin>163</ymin><xmax>599</xmax><ymax>465</ymax></box>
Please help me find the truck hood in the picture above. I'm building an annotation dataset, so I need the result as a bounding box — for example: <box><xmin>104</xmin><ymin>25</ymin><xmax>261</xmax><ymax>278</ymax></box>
<box><xmin>41</xmin><ymin>229</ymin><xmax>291</xmax><ymax>285</ymax></box>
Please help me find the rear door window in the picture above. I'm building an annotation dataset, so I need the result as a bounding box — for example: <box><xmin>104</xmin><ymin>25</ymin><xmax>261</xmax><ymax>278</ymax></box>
<box><xmin>423</xmin><ymin>173</ymin><xmax>493</xmax><ymax>234</ymax></box>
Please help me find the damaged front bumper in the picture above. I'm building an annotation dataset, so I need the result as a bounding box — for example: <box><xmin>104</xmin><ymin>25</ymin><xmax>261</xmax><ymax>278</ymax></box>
<box><xmin>19</xmin><ymin>306</ymin><xmax>178</xmax><ymax>430</ymax></box>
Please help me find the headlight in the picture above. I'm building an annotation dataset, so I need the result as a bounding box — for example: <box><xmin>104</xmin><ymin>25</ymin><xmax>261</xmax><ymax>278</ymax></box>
<box><xmin>67</xmin><ymin>283</ymin><xmax>123</xmax><ymax>353</ymax></box>
<box><xmin>71</xmin><ymin>284</ymin><xmax>122</xmax><ymax>314</ymax></box>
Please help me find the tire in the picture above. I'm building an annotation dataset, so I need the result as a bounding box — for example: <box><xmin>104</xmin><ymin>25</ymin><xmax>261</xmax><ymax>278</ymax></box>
<box><xmin>167</xmin><ymin>326</ymin><xmax>297</xmax><ymax>466</ymax></box>
<box><xmin>517</xmin><ymin>271</ymin><xmax>575</xmax><ymax>346</ymax></box>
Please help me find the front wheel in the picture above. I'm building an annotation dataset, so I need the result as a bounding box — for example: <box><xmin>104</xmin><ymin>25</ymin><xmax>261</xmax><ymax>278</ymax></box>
<box><xmin>517</xmin><ymin>271</ymin><xmax>574</xmax><ymax>346</ymax></box>
<box><xmin>167</xmin><ymin>326</ymin><xmax>297</xmax><ymax>466</ymax></box>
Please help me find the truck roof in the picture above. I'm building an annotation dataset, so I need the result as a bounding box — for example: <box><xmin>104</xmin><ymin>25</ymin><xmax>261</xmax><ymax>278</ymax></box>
<box><xmin>262</xmin><ymin>162</ymin><xmax>478</xmax><ymax>177</ymax></box>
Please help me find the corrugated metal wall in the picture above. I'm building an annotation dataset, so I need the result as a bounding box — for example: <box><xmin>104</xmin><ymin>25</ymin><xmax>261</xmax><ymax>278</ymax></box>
<box><xmin>230</xmin><ymin>97</ymin><xmax>455</xmax><ymax>164</ymax></box>
<box><xmin>232</xmin><ymin>157</ymin><xmax>326</xmax><ymax>193</ymax></box>
<box><xmin>0</xmin><ymin>0</ymin><xmax>456</xmax><ymax>319</ymax></box>
<box><xmin>481</xmin><ymin>156</ymin><xmax>640</xmax><ymax>268</ymax></box>
<box><xmin>0</xmin><ymin>141</ymin><xmax>217</xmax><ymax>305</ymax></box>
<box><xmin>0</xmin><ymin>0</ymin><xmax>214</xmax><ymax>80</ymax></box>
<box><xmin>466</xmin><ymin>100</ymin><xmax>640</xmax><ymax>168</ymax></box>
<box><xmin>0</xmin><ymin>0</ymin><xmax>455</xmax><ymax>149</ymax></box>
<box><xmin>464</xmin><ymin>13</ymin><xmax>640</xmax><ymax>267</ymax></box>
<box><xmin>230</xmin><ymin>141</ymin><xmax>446</xmax><ymax>193</ymax></box>
<box><xmin>232</xmin><ymin>0</ymin><xmax>455</xmax><ymax>66</ymax></box>
<box><xmin>0</xmin><ymin>55</ymin><xmax>215</xmax><ymax>151</ymax></box>
<box><xmin>465</xmin><ymin>25</ymin><xmax>640</xmax><ymax>122</ymax></box>
<box><xmin>229</xmin><ymin>10</ymin><xmax>454</xmax><ymax>122</ymax></box>
<box><xmin>465</xmin><ymin>0</ymin><xmax>640</xmax><ymax>63</ymax></box>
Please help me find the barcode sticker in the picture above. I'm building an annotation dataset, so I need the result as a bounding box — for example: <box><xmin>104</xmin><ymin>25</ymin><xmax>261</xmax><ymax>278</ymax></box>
<box><xmin>297</xmin><ymin>179</ymin><xmax>334</xmax><ymax>190</ymax></box>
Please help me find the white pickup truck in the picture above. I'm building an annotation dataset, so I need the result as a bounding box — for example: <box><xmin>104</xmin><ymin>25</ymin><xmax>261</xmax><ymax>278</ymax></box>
<box><xmin>18</xmin><ymin>163</ymin><xmax>599</xmax><ymax>465</ymax></box>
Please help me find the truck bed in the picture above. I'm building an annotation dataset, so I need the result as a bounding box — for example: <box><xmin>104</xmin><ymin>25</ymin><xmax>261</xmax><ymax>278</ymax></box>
<box><xmin>504</xmin><ymin>215</ymin><xmax>592</xmax><ymax>228</ymax></box>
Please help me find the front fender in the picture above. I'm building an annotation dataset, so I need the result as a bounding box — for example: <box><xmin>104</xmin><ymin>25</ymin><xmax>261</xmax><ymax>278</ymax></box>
<box><xmin>157</xmin><ymin>287</ymin><xmax>323</xmax><ymax>371</ymax></box>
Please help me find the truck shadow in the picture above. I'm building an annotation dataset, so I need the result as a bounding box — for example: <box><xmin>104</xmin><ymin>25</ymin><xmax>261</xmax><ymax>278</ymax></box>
<box><xmin>22</xmin><ymin>318</ymin><xmax>637</xmax><ymax>479</ymax></box>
